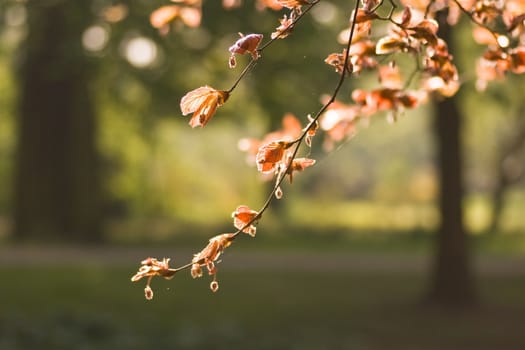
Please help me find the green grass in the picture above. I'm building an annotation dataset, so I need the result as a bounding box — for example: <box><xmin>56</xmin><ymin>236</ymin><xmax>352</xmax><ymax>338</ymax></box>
<box><xmin>2</xmin><ymin>262</ymin><xmax>525</xmax><ymax>350</ymax></box>
<box><xmin>114</xmin><ymin>229</ymin><xmax>525</xmax><ymax>258</ymax></box>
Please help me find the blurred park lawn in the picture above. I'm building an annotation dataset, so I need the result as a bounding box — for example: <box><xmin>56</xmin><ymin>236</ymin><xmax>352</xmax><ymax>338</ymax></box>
<box><xmin>2</xmin><ymin>235</ymin><xmax>525</xmax><ymax>350</ymax></box>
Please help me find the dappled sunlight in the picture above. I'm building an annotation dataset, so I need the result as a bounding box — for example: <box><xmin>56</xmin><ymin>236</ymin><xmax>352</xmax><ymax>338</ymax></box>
<box><xmin>465</xmin><ymin>195</ymin><xmax>493</xmax><ymax>233</ymax></box>
<box><xmin>122</xmin><ymin>36</ymin><xmax>161</xmax><ymax>68</ymax></box>
<box><xmin>288</xmin><ymin>200</ymin><xmax>439</xmax><ymax>232</ymax></box>
<box><xmin>0</xmin><ymin>0</ymin><xmax>525</xmax><ymax>346</ymax></box>
<box><xmin>82</xmin><ymin>25</ymin><xmax>110</xmax><ymax>53</ymax></box>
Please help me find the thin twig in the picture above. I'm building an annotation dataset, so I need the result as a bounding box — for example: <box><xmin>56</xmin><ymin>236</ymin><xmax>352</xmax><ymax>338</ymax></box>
<box><xmin>140</xmin><ymin>0</ymin><xmax>362</xmax><ymax>279</ymax></box>
<box><xmin>451</xmin><ymin>0</ymin><xmax>505</xmax><ymax>49</ymax></box>
<box><xmin>228</xmin><ymin>1</ymin><xmax>321</xmax><ymax>94</ymax></box>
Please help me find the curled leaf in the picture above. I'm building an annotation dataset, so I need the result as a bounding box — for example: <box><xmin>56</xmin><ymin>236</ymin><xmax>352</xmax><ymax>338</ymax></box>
<box><xmin>256</xmin><ymin>141</ymin><xmax>290</xmax><ymax>173</ymax></box>
<box><xmin>510</xmin><ymin>47</ymin><xmax>525</xmax><ymax>74</ymax></box>
<box><xmin>131</xmin><ymin>257</ymin><xmax>176</xmax><ymax>282</ymax></box>
<box><xmin>376</xmin><ymin>36</ymin><xmax>409</xmax><ymax>55</ymax></box>
<box><xmin>354</xmin><ymin>8</ymin><xmax>379</xmax><ymax>24</ymax></box>
<box><xmin>229</xmin><ymin>33</ymin><xmax>263</xmax><ymax>60</ymax></box>
<box><xmin>271</xmin><ymin>14</ymin><xmax>295</xmax><ymax>39</ymax></box>
<box><xmin>407</xmin><ymin>19</ymin><xmax>439</xmax><ymax>47</ymax></box>
<box><xmin>131</xmin><ymin>257</ymin><xmax>177</xmax><ymax>300</ymax></box>
<box><xmin>325</xmin><ymin>50</ymin><xmax>353</xmax><ymax>74</ymax></box>
<box><xmin>180</xmin><ymin>86</ymin><xmax>229</xmax><ymax>128</ymax></box>
<box><xmin>232</xmin><ymin>205</ymin><xmax>259</xmax><ymax>236</ymax></box>
<box><xmin>287</xmin><ymin>158</ymin><xmax>316</xmax><ymax>183</ymax></box>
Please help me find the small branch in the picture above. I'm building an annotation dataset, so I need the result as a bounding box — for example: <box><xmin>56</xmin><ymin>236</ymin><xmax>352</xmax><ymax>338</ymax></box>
<box><xmin>133</xmin><ymin>0</ymin><xmax>364</xmax><ymax>296</ymax></box>
<box><xmin>235</xmin><ymin>0</ymin><xmax>362</xmax><ymax>237</ymax></box>
<box><xmin>227</xmin><ymin>59</ymin><xmax>258</xmax><ymax>93</ymax></box>
<box><xmin>258</xmin><ymin>1</ymin><xmax>321</xmax><ymax>52</ymax></box>
<box><xmin>228</xmin><ymin>1</ymin><xmax>321</xmax><ymax>94</ymax></box>
<box><xmin>451</xmin><ymin>0</ymin><xmax>505</xmax><ymax>49</ymax></box>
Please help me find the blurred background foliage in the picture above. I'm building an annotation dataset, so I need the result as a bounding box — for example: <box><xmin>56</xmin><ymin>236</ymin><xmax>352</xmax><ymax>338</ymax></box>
<box><xmin>1</xmin><ymin>1</ymin><xmax>525</xmax><ymax>349</ymax></box>
<box><xmin>0</xmin><ymin>0</ymin><xmax>523</xmax><ymax>242</ymax></box>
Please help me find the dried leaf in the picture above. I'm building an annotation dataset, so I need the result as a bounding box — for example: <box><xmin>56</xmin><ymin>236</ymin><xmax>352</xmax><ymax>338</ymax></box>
<box><xmin>272</xmin><ymin>14</ymin><xmax>295</xmax><ymax>39</ymax></box>
<box><xmin>180</xmin><ymin>7</ymin><xmax>202</xmax><ymax>27</ymax></box>
<box><xmin>256</xmin><ymin>141</ymin><xmax>290</xmax><ymax>173</ymax></box>
<box><xmin>408</xmin><ymin>19</ymin><xmax>439</xmax><ymax>47</ymax></box>
<box><xmin>232</xmin><ymin>205</ymin><xmax>259</xmax><ymax>236</ymax></box>
<box><xmin>256</xmin><ymin>0</ymin><xmax>284</xmax><ymax>11</ymax></box>
<box><xmin>400</xmin><ymin>6</ymin><xmax>412</xmax><ymax>27</ymax></box>
<box><xmin>287</xmin><ymin>158</ymin><xmax>316</xmax><ymax>183</ymax></box>
<box><xmin>276</xmin><ymin>0</ymin><xmax>309</xmax><ymax>9</ymax></box>
<box><xmin>229</xmin><ymin>33</ymin><xmax>263</xmax><ymax>59</ymax></box>
<box><xmin>150</xmin><ymin>5</ymin><xmax>180</xmax><ymax>29</ymax></box>
<box><xmin>131</xmin><ymin>257</ymin><xmax>176</xmax><ymax>282</ymax></box>
<box><xmin>510</xmin><ymin>47</ymin><xmax>525</xmax><ymax>74</ymax></box>
<box><xmin>354</xmin><ymin>8</ymin><xmax>379</xmax><ymax>24</ymax></box>
<box><xmin>378</xmin><ymin>64</ymin><xmax>403</xmax><ymax>89</ymax></box>
<box><xmin>376</xmin><ymin>36</ymin><xmax>409</xmax><ymax>55</ymax></box>
<box><xmin>180</xmin><ymin>86</ymin><xmax>229</xmax><ymax>128</ymax></box>
<box><xmin>325</xmin><ymin>51</ymin><xmax>353</xmax><ymax>74</ymax></box>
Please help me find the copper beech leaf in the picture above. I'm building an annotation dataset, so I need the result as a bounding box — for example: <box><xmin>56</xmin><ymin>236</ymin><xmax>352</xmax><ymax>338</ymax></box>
<box><xmin>229</xmin><ymin>33</ymin><xmax>263</xmax><ymax>58</ymax></box>
<box><xmin>150</xmin><ymin>6</ymin><xmax>179</xmax><ymax>29</ymax></box>
<box><xmin>276</xmin><ymin>0</ymin><xmax>309</xmax><ymax>9</ymax></box>
<box><xmin>232</xmin><ymin>205</ymin><xmax>259</xmax><ymax>236</ymax></box>
<box><xmin>271</xmin><ymin>15</ymin><xmax>295</xmax><ymax>39</ymax></box>
<box><xmin>256</xmin><ymin>141</ymin><xmax>290</xmax><ymax>173</ymax></box>
<box><xmin>180</xmin><ymin>86</ymin><xmax>230</xmax><ymax>128</ymax></box>
<box><xmin>287</xmin><ymin>158</ymin><xmax>316</xmax><ymax>183</ymax></box>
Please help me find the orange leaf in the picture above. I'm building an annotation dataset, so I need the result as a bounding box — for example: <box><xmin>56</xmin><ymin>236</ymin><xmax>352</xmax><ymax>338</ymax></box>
<box><xmin>408</xmin><ymin>19</ymin><xmax>439</xmax><ymax>47</ymax></box>
<box><xmin>180</xmin><ymin>86</ymin><xmax>229</xmax><ymax>128</ymax></box>
<box><xmin>276</xmin><ymin>0</ymin><xmax>309</xmax><ymax>9</ymax></box>
<box><xmin>510</xmin><ymin>47</ymin><xmax>525</xmax><ymax>74</ymax></box>
<box><xmin>287</xmin><ymin>158</ymin><xmax>316</xmax><ymax>183</ymax></box>
<box><xmin>232</xmin><ymin>205</ymin><xmax>259</xmax><ymax>236</ymax></box>
<box><xmin>271</xmin><ymin>14</ymin><xmax>295</xmax><ymax>39</ymax></box>
<box><xmin>180</xmin><ymin>7</ymin><xmax>202</xmax><ymax>28</ymax></box>
<box><xmin>150</xmin><ymin>6</ymin><xmax>180</xmax><ymax>29</ymax></box>
<box><xmin>256</xmin><ymin>141</ymin><xmax>289</xmax><ymax>173</ymax></box>
<box><xmin>256</xmin><ymin>0</ymin><xmax>284</xmax><ymax>11</ymax></box>
<box><xmin>379</xmin><ymin>64</ymin><xmax>402</xmax><ymax>89</ymax></box>
<box><xmin>354</xmin><ymin>8</ymin><xmax>379</xmax><ymax>23</ymax></box>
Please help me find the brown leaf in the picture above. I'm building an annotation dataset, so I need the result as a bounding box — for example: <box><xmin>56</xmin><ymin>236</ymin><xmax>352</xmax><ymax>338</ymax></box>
<box><xmin>179</xmin><ymin>7</ymin><xmax>202</xmax><ymax>27</ymax></box>
<box><xmin>229</xmin><ymin>33</ymin><xmax>263</xmax><ymax>59</ymax></box>
<box><xmin>276</xmin><ymin>0</ymin><xmax>309</xmax><ymax>9</ymax></box>
<box><xmin>375</xmin><ymin>36</ymin><xmax>409</xmax><ymax>55</ymax></box>
<box><xmin>510</xmin><ymin>47</ymin><xmax>525</xmax><ymax>74</ymax></box>
<box><xmin>354</xmin><ymin>8</ymin><xmax>379</xmax><ymax>24</ymax></box>
<box><xmin>150</xmin><ymin>5</ymin><xmax>180</xmax><ymax>29</ymax></box>
<box><xmin>287</xmin><ymin>158</ymin><xmax>316</xmax><ymax>183</ymax></box>
<box><xmin>408</xmin><ymin>19</ymin><xmax>439</xmax><ymax>47</ymax></box>
<box><xmin>256</xmin><ymin>141</ymin><xmax>290</xmax><ymax>173</ymax></box>
<box><xmin>180</xmin><ymin>86</ymin><xmax>229</xmax><ymax>128</ymax></box>
<box><xmin>232</xmin><ymin>205</ymin><xmax>259</xmax><ymax>236</ymax></box>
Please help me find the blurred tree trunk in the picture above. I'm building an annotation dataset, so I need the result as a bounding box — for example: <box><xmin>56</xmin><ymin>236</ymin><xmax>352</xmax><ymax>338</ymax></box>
<box><xmin>427</xmin><ymin>10</ymin><xmax>476</xmax><ymax>306</ymax></box>
<box><xmin>488</xmin><ymin>105</ymin><xmax>525</xmax><ymax>234</ymax></box>
<box><xmin>13</xmin><ymin>1</ymin><xmax>102</xmax><ymax>242</ymax></box>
